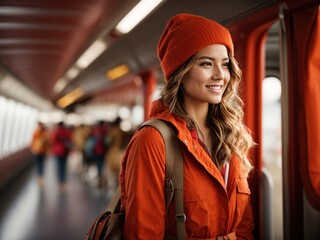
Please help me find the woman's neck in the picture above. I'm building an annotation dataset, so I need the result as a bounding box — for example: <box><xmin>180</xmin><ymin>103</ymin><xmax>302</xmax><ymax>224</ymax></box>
<box><xmin>185</xmin><ymin>103</ymin><xmax>212</xmax><ymax>153</ymax></box>
<box><xmin>185</xmin><ymin>102</ymin><xmax>208</xmax><ymax>128</ymax></box>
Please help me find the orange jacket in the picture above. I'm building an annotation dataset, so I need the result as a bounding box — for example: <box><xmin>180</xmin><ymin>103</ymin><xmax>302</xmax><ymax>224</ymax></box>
<box><xmin>120</xmin><ymin>100</ymin><xmax>254</xmax><ymax>239</ymax></box>
<box><xmin>30</xmin><ymin>128</ymin><xmax>49</xmax><ymax>155</ymax></box>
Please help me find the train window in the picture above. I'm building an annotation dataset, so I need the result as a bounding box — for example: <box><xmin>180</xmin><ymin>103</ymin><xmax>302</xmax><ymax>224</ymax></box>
<box><xmin>2</xmin><ymin>99</ymin><xmax>15</xmax><ymax>156</ymax></box>
<box><xmin>15</xmin><ymin>103</ymin><xmax>37</xmax><ymax>150</ymax></box>
<box><xmin>0</xmin><ymin>96</ymin><xmax>7</xmax><ymax>158</ymax></box>
<box><xmin>0</xmin><ymin>96</ymin><xmax>38</xmax><ymax>159</ymax></box>
<box><xmin>262</xmin><ymin>76</ymin><xmax>282</xmax><ymax>239</ymax></box>
<box><xmin>10</xmin><ymin>103</ymin><xmax>24</xmax><ymax>152</ymax></box>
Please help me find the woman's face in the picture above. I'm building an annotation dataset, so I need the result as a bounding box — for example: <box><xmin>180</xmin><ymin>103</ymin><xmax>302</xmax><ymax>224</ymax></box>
<box><xmin>181</xmin><ymin>44</ymin><xmax>230</xmax><ymax>107</ymax></box>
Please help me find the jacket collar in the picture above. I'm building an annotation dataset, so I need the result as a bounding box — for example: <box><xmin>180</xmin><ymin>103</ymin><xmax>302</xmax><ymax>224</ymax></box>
<box><xmin>149</xmin><ymin>99</ymin><xmax>230</xmax><ymax>189</ymax></box>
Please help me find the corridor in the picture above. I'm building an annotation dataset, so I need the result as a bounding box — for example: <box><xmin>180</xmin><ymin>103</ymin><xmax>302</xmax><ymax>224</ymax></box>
<box><xmin>0</xmin><ymin>156</ymin><xmax>113</xmax><ymax>240</ymax></box>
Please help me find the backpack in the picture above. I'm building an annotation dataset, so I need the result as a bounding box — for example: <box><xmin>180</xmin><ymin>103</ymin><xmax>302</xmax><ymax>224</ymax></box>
<box><xmin>85</xmin><ymin>136</ymin><xmax>96</xmax><ymax>158</ymax></box>
<box><xmin>91</xmin><ymin>125</ymin><xmax>108</xmax><ymax>155</ymax></box>
<box><xmin>84</xmin><ymin>119</ymin><xmax>185</xmax><ymax>240</ymax></box>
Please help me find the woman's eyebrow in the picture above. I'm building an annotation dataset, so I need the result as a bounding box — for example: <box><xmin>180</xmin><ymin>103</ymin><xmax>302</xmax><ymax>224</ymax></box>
<box><xmin>196</xmin><ymin>56</ymin><xmax>230</xmax><ymax>61</ymax></box>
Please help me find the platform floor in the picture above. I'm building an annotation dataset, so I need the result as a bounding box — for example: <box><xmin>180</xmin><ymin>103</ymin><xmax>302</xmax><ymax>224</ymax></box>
<box><xmin>0</xmin><ymin>156</ymin><xmax>114</xmax><ymax>240</ymax></box>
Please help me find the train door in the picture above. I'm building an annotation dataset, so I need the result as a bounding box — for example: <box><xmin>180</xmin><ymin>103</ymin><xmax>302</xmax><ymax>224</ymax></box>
<box><xmin>262</xmin><ymin>21</ymin><xmax>283</xmax><ymax>240</ymax></box>
<box><xmin>229</xmin><ymin>1</ymin><xmax>320</xmax><ymax>239</ymax></box>
<box><xmin>260</xmin><ymin>3</ymin><xmax>320</xmax><ymax>240</ymax></box>
<box><xmin>279</xmin><ymin>3</ymin><xmax>320</xmax><ymax>239</ymax></box>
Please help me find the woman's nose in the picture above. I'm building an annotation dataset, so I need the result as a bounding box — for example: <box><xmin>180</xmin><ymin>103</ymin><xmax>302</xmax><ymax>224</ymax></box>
<box><xmin>211</xmin><ymin>65</ymin><xmax>224</xmax><ymax>80</ymax></box>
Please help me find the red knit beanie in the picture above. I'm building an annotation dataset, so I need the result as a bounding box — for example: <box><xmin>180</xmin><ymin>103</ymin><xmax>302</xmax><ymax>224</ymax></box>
<box><xmin>157</xmin><ymin>13</ymin><xmax>234</xmax><ymax>80</ymax></box>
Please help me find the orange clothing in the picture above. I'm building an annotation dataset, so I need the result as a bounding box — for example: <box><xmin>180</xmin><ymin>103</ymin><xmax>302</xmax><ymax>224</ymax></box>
<box><xmin>30</xmin><ymin>127</ymin><xmax>49</xmax><ymax>155</ymax></box>
<box><xmin>120</xmin><ymin>99</ymin><xmax>254</xmax><ymax>239</ymax></box>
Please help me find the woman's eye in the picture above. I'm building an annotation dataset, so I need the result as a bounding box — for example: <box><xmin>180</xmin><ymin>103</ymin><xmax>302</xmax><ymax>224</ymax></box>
<box><xmin>222</xmin><ymin>62</ymin><xmax>230</xmax><ymax>68</ymax></box>
<box><xmin>200</xmin><ymin>62</ymin><xmax>212</xmax><ymax>67</ymax></box>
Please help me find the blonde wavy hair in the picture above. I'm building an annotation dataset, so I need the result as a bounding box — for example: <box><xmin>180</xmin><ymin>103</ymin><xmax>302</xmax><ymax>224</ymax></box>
<box><xmin>161</xmin><ymin>52</ymin><xmax>254</xmax><ymax>174</ymax></box>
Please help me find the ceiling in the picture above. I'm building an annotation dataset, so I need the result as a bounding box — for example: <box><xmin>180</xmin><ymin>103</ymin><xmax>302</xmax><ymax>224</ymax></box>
<box><xmin>0</xmin><ymin>0</ymin><xmax>277</xmax><ymax>111</ymax></box>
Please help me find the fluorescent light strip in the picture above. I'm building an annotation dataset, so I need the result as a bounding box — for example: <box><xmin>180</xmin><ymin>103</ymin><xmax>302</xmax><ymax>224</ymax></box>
<box><xmin>76</xmin><ymin>40</ymin><xmax>107</xmax><ymax>68</ymax></box>
<box><xmin>53</xmin><ymin>39</ymin><xmax>107</xmax><ymax>94</ymax></box>
<box><xmin>66</xmin><ymin>67</ymin><xmax>80</xmax><ymax>79</ymax></box>
<box><xmin>115</xmin><ymin>0</ymin><xmax>163</xmax><ymax>34</ymax></box>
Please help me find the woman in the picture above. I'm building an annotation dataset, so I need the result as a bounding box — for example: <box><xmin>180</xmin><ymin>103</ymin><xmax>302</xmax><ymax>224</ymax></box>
<box><xmin>30</xmin><ymin>122</ymin><xmax>49</xmax><ymax>186</ymax></box>
<box><xmin>119</xmin><ymin>13</ymin><xmax>255</xmax><ymax>239</ymax></box>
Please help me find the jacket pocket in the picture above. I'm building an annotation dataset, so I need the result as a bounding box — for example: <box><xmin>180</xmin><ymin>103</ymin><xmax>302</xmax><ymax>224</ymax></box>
<box><xmin>236</xmin><ymin>176</ymin><xmax>251</xmax><ymax>216</ymax></box>
<box><xmin>184</xmin><ymin>199</ymin><xmax>217</xmax><ymax>237</ymax></box>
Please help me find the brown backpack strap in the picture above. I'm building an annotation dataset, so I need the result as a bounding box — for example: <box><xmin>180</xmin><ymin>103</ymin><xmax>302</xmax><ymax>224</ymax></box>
<box><xmin>140</xmin><ymin>118</ymin><xmax>185</xmax><ymax>240</ymax></box>
<box><xmin>106</xmin><ymin>185</ymin><xmax>121</xmax><ymax>213</ymax></box>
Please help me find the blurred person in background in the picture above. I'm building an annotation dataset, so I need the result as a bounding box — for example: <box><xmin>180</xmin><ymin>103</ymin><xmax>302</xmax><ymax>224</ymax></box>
<box><xmin>30</xmin><ymin>121</ymin><xmax>50</xmax><ymax>187</ymax></box>
<box><xmin>104</xmin><ymin>117</ymin><xmax>125</xmax><ymax>189</ymax></box>
<box><xmin>72</xmin><ymin>123</ymin><xmax>91</xmax><ymax>174</ymax></box>
<box><xmin>91</xmin><ymin>120</ymin><xmax>109</xmax><ymax>187</ymax></box>
<box><xmin>51</xmin><ymin>121</ymin><xmax>72</xmax><ymax>191</ymax></box>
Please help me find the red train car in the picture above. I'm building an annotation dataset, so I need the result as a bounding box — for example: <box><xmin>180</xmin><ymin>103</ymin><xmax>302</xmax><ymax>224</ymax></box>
<box><xmin>0</xmin><ymin>0</ymin><xmax>319</xmax><ymax>239</ymax></box>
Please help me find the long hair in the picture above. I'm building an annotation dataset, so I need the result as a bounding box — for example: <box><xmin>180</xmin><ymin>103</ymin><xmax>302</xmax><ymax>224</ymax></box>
<box><xmin>161</xmin><ymin>52</ymin><xmax>254</xmax><ymax>174</ymax></box>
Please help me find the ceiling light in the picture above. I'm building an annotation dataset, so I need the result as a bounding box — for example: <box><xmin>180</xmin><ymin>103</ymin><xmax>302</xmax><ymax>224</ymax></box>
<box><xmin>106</xmin><ymin>64</ymin><xmax>130</xmax><ymax>80</ymax></box>
<box><xmin>115</xmin><ymin>0</ymin><xmax>164</xmax><ymax>34</ymax></box>
<box><xmin>66</xmin><ymin>67</ymin><xmax>80</xmax><ymax>79</ymax></box>
<box><xmin>57</xmin><ymin>87</ymin><xmax>84</xmax><ymax>108</ymax></box>
<box><xmin>54</xmin><ymin>77</ymin><xmax>67</xmax><ymax>93</ymax></box>
<box><xmin>76</xmin><ymin>40</ymin><xmax>107</xmax><ymax>69</ymax></box>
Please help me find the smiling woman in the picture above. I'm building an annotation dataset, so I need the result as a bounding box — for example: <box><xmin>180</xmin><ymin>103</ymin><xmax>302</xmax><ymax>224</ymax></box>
<box><xmin>0</xmin><ymin>1</ymin><xmax>319</xmax><ymax>240</ymax></box>
<box><xmin>119</xmin><ymin>13</ymin><xmax>255</xmax><ymax>239</ymax></box>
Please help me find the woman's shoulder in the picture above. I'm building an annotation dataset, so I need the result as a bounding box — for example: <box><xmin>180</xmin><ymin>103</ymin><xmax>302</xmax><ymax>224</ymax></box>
<box><xmin>132</xmin><ymin>124</ymin><xmax>165</xmax><ymax>145</ymax></box>
<box><xmin>122</xmin><ymin>124</ymin><xmax>166</xmax><ymax>169</ymax></box>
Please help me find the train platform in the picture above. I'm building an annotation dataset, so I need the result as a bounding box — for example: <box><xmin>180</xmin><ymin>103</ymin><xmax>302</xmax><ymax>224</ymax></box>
<box><xmin>0</xmin><ymin>155</ymin><xmax>114</xmax><ymax>240</ymax></box>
